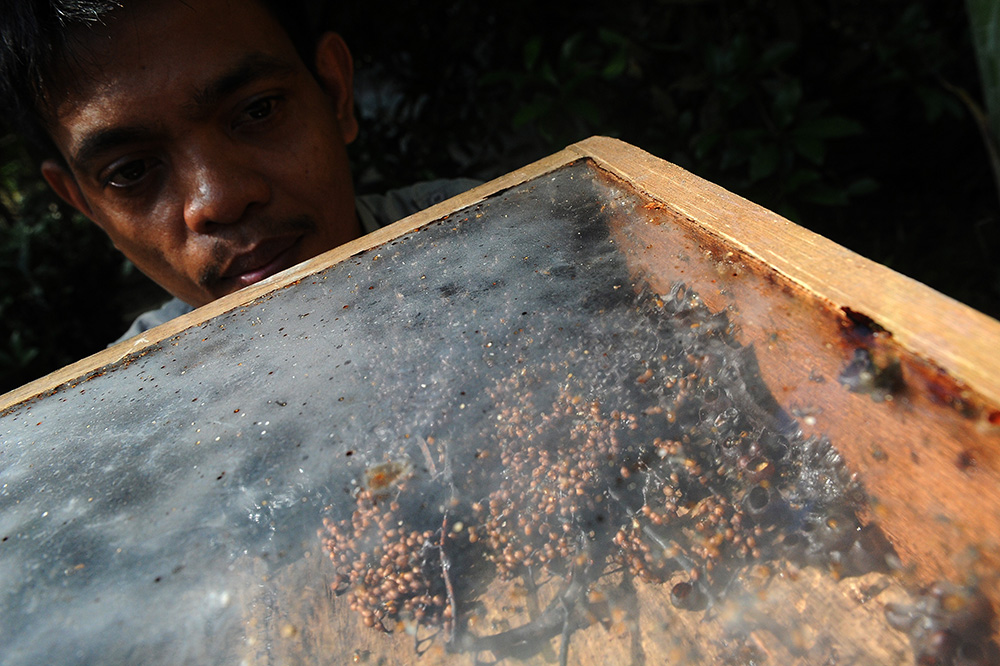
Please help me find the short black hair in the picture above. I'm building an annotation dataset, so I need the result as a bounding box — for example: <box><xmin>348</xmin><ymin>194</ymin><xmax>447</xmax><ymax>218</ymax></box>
<box><xmin>0</xmin><ymin>0</ymin><xmax>323</xmax><ymax>157</ymax></box>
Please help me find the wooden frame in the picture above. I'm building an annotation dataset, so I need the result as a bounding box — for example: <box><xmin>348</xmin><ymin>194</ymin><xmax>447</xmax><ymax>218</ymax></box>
<box><xmin>3</xmin><ymin>136</ymin><xmax>999</xmax><ymax>663</ymax></box>
<box><xmin>6</xmin><ymin>137</ymin><xmax>998</xmax><ymax>411</ymax></box>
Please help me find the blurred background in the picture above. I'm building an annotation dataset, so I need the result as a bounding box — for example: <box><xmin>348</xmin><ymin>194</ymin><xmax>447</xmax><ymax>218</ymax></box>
<box><xmin>2</xmin><ymin>0</ymin><xmax>998</xmax><ymax>394</ymax></box>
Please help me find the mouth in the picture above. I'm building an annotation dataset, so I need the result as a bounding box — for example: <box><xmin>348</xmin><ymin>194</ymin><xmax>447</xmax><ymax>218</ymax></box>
<box><xmin>220</xmin><ymin>235</ymin><xmax>304</xmax><ymax>291</ymax></box>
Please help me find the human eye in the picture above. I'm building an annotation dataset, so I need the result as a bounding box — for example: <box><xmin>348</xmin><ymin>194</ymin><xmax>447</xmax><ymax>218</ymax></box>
<box><xmin>102</xmin><ymin>157</ymin><xmax>155</xmax><ymax>189</ymax></box>
<box><xmin>234</xmin><ymin>95</ymin><xmax>284</xmax><ymax>129</ymax></box>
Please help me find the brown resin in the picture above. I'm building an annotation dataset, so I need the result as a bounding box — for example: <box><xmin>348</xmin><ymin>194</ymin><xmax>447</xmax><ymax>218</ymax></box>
<box><xmin>598</xmin><ymin>163</ymin><xmax>1000</xmax><ymax>604</ymax></box>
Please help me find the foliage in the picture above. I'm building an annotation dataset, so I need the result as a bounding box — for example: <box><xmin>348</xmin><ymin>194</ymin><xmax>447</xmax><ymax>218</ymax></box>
<box><xmin>1</xmin><ymin>0</ymin><xmax>998</xmax><ymax>394</ymax></box>
<box><xmin>342</xmin><ymin>0</ymin><xmax>996</xmax><ymax>310</ymax></box>
<box><xmin>0</xmin><ymin>131</ymin><xmax>163</xmax><ymax>392</ymax></box>
<box><xmin>965</xmin><ymin>0</ymin><xmax>1000</xmax><ymax>204</ymax></box>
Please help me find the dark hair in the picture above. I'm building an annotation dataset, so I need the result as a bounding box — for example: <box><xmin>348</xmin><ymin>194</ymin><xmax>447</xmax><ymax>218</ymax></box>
<box><xmin>0</xmin><ymin>0</ymin><xmax>323</xmax><ymax>158</ymax></box>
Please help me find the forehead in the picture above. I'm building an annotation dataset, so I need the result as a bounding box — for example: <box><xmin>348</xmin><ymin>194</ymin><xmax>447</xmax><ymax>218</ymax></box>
<box><xmin>47</xmin><ymin>0</ymin><xmax>302</xmax><ymax>153</ymax></box>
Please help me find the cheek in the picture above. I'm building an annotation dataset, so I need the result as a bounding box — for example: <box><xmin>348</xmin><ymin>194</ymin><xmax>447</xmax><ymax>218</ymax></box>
<box><xmin>285</xmin><ymin>142</ymin><xmax>354</xmax><ymax>210</ymax></box>
<box><xmin>293</xmin><ymin>113</ymin><xmax>352</xmax><ymax>184</ymax></box>
<box><xmin>95</xmin><ymin>211</ymin><xmax>185</xmax><ymax>273</ymax></box>
<box><xmin>111</xmin><ymin>236</ymin><xmax>175</xmax><ymax>281</ymax></box>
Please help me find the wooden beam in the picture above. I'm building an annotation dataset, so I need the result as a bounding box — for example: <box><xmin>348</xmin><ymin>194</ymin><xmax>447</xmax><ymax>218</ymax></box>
<box><xmin>567</xmin><ymin>136</ymin><xmax>1000</xmax><ymax>408</ymax></box>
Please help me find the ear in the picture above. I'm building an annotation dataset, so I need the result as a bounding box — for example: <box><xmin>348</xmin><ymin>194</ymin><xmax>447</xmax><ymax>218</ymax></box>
<box><xmin>41</xmin><ymin>159</ymin><xmax>95</xmax><ymax>219</ymax></box>
<box><xmin>315</xmin><ymin>32</ymin><xmax>358</xmax><ymax>144</ymax></box>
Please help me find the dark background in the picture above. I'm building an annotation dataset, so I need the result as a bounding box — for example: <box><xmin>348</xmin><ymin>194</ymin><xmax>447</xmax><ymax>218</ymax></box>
<box><xmin>2</xmin><ymin>0</ymin><xmax>997</xmax><ymax>394</ymax></box>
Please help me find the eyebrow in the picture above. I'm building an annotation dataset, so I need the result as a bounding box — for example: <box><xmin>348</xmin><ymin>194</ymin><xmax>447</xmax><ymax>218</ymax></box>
<box><xmin>187</xmin><ymin>52</ymin><xmax>298</xmax><ymax>112</ymax></box>
<box><xmin>71</xmin><ymin>125</ymin><xmax>158</xmax><ymax>173</ymax></box>
<box><xmin>69</xmin><ymin>52</ymin><xmax>299</xmax><ymax>171</ymax></box>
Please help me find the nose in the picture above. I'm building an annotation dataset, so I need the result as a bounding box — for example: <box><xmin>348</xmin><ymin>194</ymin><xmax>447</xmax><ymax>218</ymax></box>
<box><xmin>181</xmin><ymin>141</ymin><xmax>270</xmax><ymax>233</ymax></box>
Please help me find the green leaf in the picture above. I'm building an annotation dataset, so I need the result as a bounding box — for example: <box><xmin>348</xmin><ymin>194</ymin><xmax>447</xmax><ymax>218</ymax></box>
<box><xmin>512</xmin><ymin>98</ymin><xmax>549</xmax><ymax>128</ymax></box>
<box><xmin>800</xmin><ymin>183</ymin><xmax>849</xmax><ymax>206</ymax></box>
<box><xmin>782</xmin><ymin>168</ymin><xmax>822</xmax><ymax>194</ymax></box>
<box><xmin>568</xmin><ymin>98</ymin><xmax>602</xmax><ymax>126</ymax></box>
<box><xmin>758</xmin><ymin>42</ymin><xmax>797</xmax><ymax>71</ymax></box>
<box><xmin>966</xmin><ymin>0</ymin><xmax>1000</xmax><ymax>141</ymax></box>
<box><xmin>598</xmin><ymin>28</ymin><xmax>628</xmax><ymax>48</ymax></box>
<box><xmin>602</xmin><ymin>51</ymin><xmax>628</xmax><ymax>80</ymax></box>
<box><xmin>770</xmin><ymin>80</ymin><xmax>803</xmax><ymax>128</ymax></box>
<box><xmin>794</xmin><ymin>135</ymin><xmax>826</xmax><ymax>164</ymax></box>
<box><xmin>749</xmin><ymin>144</ymin><xmax>781</xmax><ymax>182</ymax></box>
<box><xmin>523</xmin><ymin>36</ymin><xmax>542</xmax><ymax>71</ymax></box>
<box><xmin>796</xmin><ymin>116</ymin><xmax>864</xmax><ymax>139</ymax></box>
<box><xmin>692</xmin><ymin>132</ymin><xmax>722</xmax><ymax>160</ymax></box>
<box><xmin>846</xmin><ymin>177</ymin><xmax>880</xmax><ymax>197</ymax></box>
<box><xmin>560</xmin><ymin>32</ymin><xmax>585</xmax><ymax>63</ymax></box>
<box><xmin>916</xmin><ymin>84</ymin><xmax>962</xmax><ymax>123</ymax></box>
<box><xmin>540</xmin><ymin>61</ymin><xmax>558</xmax><ymax>87</ymax></box>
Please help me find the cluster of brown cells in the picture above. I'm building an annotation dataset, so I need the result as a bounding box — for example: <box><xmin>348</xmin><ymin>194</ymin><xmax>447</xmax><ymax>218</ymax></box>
<box><xmin>320</xmin><ymin>461</ymin><xmax>456</xmax><ymax>633</ymax></box>
<box><xmin>472</xmin><ymin>386</ymin><xmax>629</xmax><ymax>581</ymax></box>
<box><xmin>320</xmin><ymin>283</ymin><xmax>994</xmax><ymax>664</ymax></box>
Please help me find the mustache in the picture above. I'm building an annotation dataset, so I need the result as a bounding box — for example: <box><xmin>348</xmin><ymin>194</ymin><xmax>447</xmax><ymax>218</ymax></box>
<box><xmin>198</xmin><ymin>215</ymin><xmax>317</xmax><ymax>287</ymax></box>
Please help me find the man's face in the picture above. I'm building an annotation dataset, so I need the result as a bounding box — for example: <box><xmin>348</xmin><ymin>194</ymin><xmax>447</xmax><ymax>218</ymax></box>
<box><xmin>42</xmin><ymin>0</ymin><xmax>360</xmax><ymax>307</ymax></box>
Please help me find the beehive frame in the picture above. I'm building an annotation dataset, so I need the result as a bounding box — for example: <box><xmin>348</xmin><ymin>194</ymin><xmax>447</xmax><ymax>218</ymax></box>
<box><xmin>2</xmin><ymin>137</ymin><xmax>999</xmax><ymax>664</ymax></box>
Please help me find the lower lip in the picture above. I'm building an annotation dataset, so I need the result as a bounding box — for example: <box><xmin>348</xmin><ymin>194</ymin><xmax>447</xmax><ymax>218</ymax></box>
<box><xmin>234</xmin><ymin>238</ymin><xmax>302</xmax><ymax>288</ymax></box>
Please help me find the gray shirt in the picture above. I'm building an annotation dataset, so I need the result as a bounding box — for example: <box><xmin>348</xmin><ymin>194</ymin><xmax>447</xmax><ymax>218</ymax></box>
<box><xmin>113</xmin><ymin>178</ymin><xmax>479</xmax><ymax>345</ymax></box>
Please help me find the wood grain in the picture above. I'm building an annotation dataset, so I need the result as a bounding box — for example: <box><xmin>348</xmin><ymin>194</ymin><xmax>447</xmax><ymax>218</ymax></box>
<box><xmin>568</xmin><ymin>136</ymin><xmax>1000</xmax><ymax>409</ymax></box>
